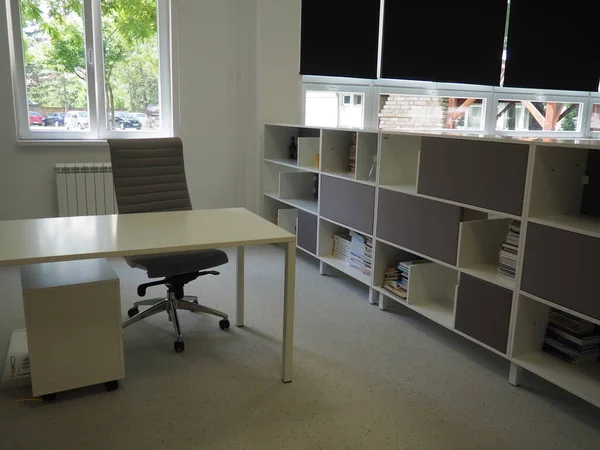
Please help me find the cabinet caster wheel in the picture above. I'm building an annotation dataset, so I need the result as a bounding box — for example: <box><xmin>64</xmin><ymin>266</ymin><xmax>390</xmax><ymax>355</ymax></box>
<box><xmin>219</xmin><ymin>319</ymin><xmax>230</xmax><ymax>330</ymax></box>
<box><xmin>104</xmin><ymin>380</ymin><xmax>119</xmax><ymax>392</ymax></box>
<box><xmin>174</xmin><ymin>341</ymin><xmax>185</xmax><ymax>353</ymax></box>
<box><xmin>128</xmin><ymin>307</ymin><xmax>139</xmax><ymax>318</ymax></box>
<box><xmin>42</xmin><ymin>393</ymin><xmax>56</xmax><ymax>402</ymax></box>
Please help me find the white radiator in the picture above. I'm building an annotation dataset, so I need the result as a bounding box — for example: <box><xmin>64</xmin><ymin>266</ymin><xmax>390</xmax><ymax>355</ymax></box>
<box><xmin>54</xmin><ymin>163</ymin><xmax>117</xmax><ymax>217</ymax></box>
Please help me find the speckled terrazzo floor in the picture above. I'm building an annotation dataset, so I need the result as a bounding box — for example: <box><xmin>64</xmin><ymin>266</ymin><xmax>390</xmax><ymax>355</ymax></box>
<box><xmin>1</xmin><ymin>246</ymin><xmax>600</xmax><ymax>450</ymax></box>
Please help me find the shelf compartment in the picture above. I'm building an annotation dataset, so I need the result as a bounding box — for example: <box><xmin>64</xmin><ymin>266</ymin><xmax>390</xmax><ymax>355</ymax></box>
<box><xmin>320</xmin><ymin>175</ymin><xmax>376</xmax><ymax>235</ymax></box>
<box><xmin>522</xmin><ymin>222</ymin><xmax>600</xmax><ymax>321</ymax></box>
<box><xmin>264</xmin><ymin>124</ymin><xmax>320</xmax><ymax>161</ymax></box>
<box><xmin>264</xmin><ymin>193</ymin><xmax>318</xmax><ymax>215</ymax></box>
<box><xmin>355</xmin><ymin>132</ymin><xmax>379</xmax><ymax>183</ymax></box>
<box><xmin>372</xmin><ymin>239</ymin><xmax>420</xmax><ymax>296</ymax></box>
<box><xmin>318</xmin><ymin>218</ymin><xmax>372</xmax><ymax>286</ymax></box>
<box><xmin>265</xmin><ymin>158</ymin><xmax>318</xmax><ymax>173</ymax></box>
<box><xmin>277</xmin><ymin>208</ymin><xmax>297</xmax><ymax>235</ymax></box>
<box><xmin>457</xmin><ymin>218</ymin><xmax>515</xmax><ymax>289</ymax></box>
<box><xmin>321</xmin><ymin>129</ymin><xmax>357</xmax><ymax>180</ymax></box>
<box><xmin>406</xmin><ymin>261</ymin><xmax>458</xmax><ymax>329</ymax></box>
<box><xmin>379</xmin><ymin>133</ymin><xmax>421</xmax><ymax>192</ymax></box>
<box><xmin>529</xmin><ymin>144</ymin><xmax>600</xmax><ymax>238</ymax></box>
<box><xmin>512</xmin><ymin>294</ymin><xmax>600</xmax><ymax>408</ymax></box>
<box><xmin>377</xmin><ymin>188</ymin><xmax>462</xmax><ymax>265</ymax></box>
<box><xmin>417</xmin><ymin>137</ymin><xmax>529</xmax><ymax>216</ymax></box>
<box><xmin>297</xmin><ymin>137</ymin><xmax>321</xmax><ymax>170</ymax></box>
<box><xmin>455</xmin><ymin>273</ymin><xmax>512</xmax><ymax>354</ymax></box>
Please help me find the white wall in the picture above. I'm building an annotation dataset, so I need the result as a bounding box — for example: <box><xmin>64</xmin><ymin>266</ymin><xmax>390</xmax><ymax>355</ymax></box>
<box><xmin>0</xmin><ymin>0</ymin><xmax>300</xmax><ymax>220</ymax></box>
<box><xmin>243</xmin><ymin>0</ymin><xmax>302</xmax><ymax>213</ymax></box>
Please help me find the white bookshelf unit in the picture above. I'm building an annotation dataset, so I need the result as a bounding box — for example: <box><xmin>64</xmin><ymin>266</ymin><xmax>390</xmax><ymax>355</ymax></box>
<box><xmin>262</xmin><ymin>124</ymin><xmax>600</xmax><ymax>409</ymax></box>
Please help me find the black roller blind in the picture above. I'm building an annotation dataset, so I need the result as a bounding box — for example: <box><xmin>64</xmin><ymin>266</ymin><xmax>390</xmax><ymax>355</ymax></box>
<box><xmin>300</xmin><ymin>1</ymin><xmax>381</xmax><ymax>79</ymax></box>
<box><xmin>381</xmin><ymin>2</ymin><xmax>508</xmax><ymax>85</ymax></box>
<box><xmin>504</xmin><ymin>1</ymin><xmax>600</xmax><ymax>91</ymax></box>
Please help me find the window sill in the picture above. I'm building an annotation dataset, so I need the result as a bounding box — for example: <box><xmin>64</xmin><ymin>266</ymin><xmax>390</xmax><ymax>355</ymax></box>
<box><xmin>17</xmin><ymin>139</ymin><xmax>108</xmax><ymax>147</ymax></box>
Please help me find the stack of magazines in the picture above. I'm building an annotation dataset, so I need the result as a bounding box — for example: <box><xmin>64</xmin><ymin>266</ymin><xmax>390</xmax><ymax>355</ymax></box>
<box><xmin>498</xmin><ymin>220</ymin><xmax>521</xmax><ymax>279</ymax></box>
<box><xmin>543</xmin><ymin>309</ymin><xmax>600</xmax><ymax>366</ymax></box>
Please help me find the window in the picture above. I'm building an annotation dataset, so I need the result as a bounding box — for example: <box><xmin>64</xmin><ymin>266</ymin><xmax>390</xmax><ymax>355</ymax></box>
<box><xmin>496</xmin><ymin>100</ymin><xmax>582</xmax><ymax>132</ymax></box>
<box><xmin>304</xmin><ymin>89</ymin><xmax>366</xmax><ymax>129</ymax></box>
<box><xmin>8</xmin><ymin>0</ymin><xmax>173</xmax><ymax>141</ymax></box>
<box><xmin>591</xmin><ymin>104</ymin><xmax>600</xmax><ymax>132</ymax></box>
<box><xmin>378</xmin><ymin>94</ymin><xmax>486</xmax><ymax>132</ymax></box>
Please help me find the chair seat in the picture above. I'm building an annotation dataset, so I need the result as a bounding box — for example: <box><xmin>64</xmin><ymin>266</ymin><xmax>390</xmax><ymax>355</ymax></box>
<box><xmin>129</xmin><ymin>250</ymin><xmax>229</xmax><ymax>279</ymax></box>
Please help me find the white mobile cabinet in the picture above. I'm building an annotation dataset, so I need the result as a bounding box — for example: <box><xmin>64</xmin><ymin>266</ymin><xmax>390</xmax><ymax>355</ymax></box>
<box><xmin>21</xmin><ymin>258</ymin><xmax>124</xmax><ymax>400</ymax></box>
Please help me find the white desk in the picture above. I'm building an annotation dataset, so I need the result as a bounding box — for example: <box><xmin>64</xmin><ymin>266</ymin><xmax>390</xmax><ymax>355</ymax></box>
<box><xmin>0</xmin><ymin>208</ymin><xmax>297</xmax><ymax>382</ymax></box>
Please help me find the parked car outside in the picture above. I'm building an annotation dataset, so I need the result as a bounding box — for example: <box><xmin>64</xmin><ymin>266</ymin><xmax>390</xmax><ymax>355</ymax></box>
<box><xmin>29</xmin><ymin>111</ymin><xmax>43</xmax><ymax>126</ymax></box>
<box><xmin>42</xmin><ymin>112</ymin><xmax>66</xmax><ymax>127</ymax></box>
<box><xmin>65</xmin><ymin>111</ymin><xmax>89</xmax><ymax>130</ymax></box>
<box><xmin>113</xmin><ymin>111</ymin><xmax>141</xmax><ymax>130</ymax></box>
<box><xmin>133</xmin><ymin>113</ymin><xmax>148</xmax><ymax>128</ymax></box>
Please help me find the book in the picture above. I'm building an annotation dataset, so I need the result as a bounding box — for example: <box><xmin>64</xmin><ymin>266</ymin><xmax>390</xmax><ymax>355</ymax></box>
<box><xmin>546</xmin><ymin>325</ymin><xmax>600</xmax><ymax>347</ymax></box>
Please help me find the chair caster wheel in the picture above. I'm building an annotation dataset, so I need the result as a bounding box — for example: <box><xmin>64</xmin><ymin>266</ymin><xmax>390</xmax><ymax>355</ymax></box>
<box><xmin>174</xmin><ymin>341</ymin><xmax>185</xmax><ymax>353</ymax></box>
<box><xmin>219</xmin><ymin>319</ymin><xmax>230</xmax><ymax>330</ymax></box>
<box><xmin>42</xmin><ymin>393</ymin><xmax>57</xmax><ymax>402</ymax></box>
<box><xmin>104</xmin><ymin>380</ymin><xmax>119</xmax><ymax>392</ymax></box>
<box><xmin>128</xmin><ymin>307</ymin><xmax>139</xmax><ymax>318</ymax></box>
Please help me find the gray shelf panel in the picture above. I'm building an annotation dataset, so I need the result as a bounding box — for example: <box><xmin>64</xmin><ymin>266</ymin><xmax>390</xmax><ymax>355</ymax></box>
<box><xmin>320</xmin><ymin>175</ymin><xmax>376</xmax><ymax>235</ymax></box>
<box><xmin>297</xmin><ymin>210</ymin><xmax>318</xmax><ymax>255</ymax></box>
<box><xmin>455</xmin><ymin>273</ymin><xmax>512</xmax><ymax>354</ymax></box>
<box><xmin>522</xmin><ymin>223</ymin><xmax>600</xmax><ymax>321</ymax></box>
<box><xmin>418</xmin><ymin>137</ymin><xmax>529</xmax><ymax>216</ymax></box>
<box><xmin>377</xmin><ymin>189</ymin><xmax>461</xmax><ymax>265</ymax></box>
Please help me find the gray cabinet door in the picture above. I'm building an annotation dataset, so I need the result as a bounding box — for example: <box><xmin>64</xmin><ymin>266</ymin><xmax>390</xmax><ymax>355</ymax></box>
<box><xmin>522</xmin><ymin>223</ymin><xmax>600</xmax><ymax>321</ymax></box>
<box><xmin>455</xmin><ymin>274</ymin><xmax>512</xmax><ymax>354</ymax></box>
<box><xmin>418</xmin><ymin>138</ymin><xmax>529</xmax><ymax>216</ymax></box>
<box><xmin>319</xmin><ymin>175</ymin><xmax>375</xmax><ymax>234</ymax></box>
<box><xmin>297</xmin><ymin>210</ymin><xmax>317</xmax><ymax>254</ymax></box>
<box><xmin>377</xmin><ymin>189</ymin><xmax>462</xmax><ymax>265</ymax></box>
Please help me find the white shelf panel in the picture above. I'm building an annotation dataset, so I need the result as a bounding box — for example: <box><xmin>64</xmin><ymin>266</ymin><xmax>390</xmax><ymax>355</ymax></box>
<box><xmin>379</xmin><ymin>183</ymin><xmax>417</xmax><ymax>195</ymax></box>
<box><xmin>520</xmin><ymin>290</ymin><xmax>600</xmax><ymax>327</ymax></box>
<box><xmin>460</xmin><ymin>264</ymin><xmax>515</xmax><ymax>290</ymax></box>
<box><xmin>411</xmin><ymin>300</ymin><xmax>455</xmax><ymax>329</ymax></box>
<box><xmin>374</xmin><ymin>237</ymin><xmax>457</xmax><ymax>270</ymax></box>
<box><xmin>529</xmin><ymin>215</ymin><xmax>600</xmax><ymax>240</ymax></box>
<box><xmin>321</xmin><ymin>170</ymin><xmax>355</xmax><ymax>181</ymax></box>
<box><xmin>320</xmin><ymin>255</ymin><xmax>371</xmax><ymax>286</ymax></box>
<box><xmin>514</xmin><ymin>352</ymin><xmax>600</xmax><ymax>409</ymax></box>
<box><xmin>378</xmin><ymin>285</ymin><xmax>454</xmax><ymax>329</ymax></box>
<box><xmin>264</xmin><ymin>158</ymin><xmax>318</xmax><ymax>173</ymax></box>
<box><xmin>264</xmin><ymin>193</ymin><xmax>318</xmax><ymax>215</ymax></box>
<box><xmin>374</xmin><ymin>285</ymin><xmax>407</xmax><ymax>304</ymax></box>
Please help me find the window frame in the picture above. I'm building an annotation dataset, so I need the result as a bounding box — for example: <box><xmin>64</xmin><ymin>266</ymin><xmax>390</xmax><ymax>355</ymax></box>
<box><xmin>7</xmin><ymin>0</ymin><xmax>176</xmax><ymax>142</ymax></box>
<box><xmin>303</xmin><ymin>76</ymin><xmax>600</xmax><ymax>139</ymax></box>
<box><xmin>375</xmin><ymin>84</ymin><xmax>493</xmax><ymax>134</ymax></box>
<box><xmin>301</xmin><ymin>77</ymin><xmax>376</xmax><ymax>129</ymax></box>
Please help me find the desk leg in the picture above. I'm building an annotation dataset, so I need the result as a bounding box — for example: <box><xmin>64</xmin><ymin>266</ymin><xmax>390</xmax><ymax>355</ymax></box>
<box><xmin>236</xmin><ymin>246</ymin><xmax>245</xmax><ymax>327</ymax></box>
<box><xmin>282</xmin><ymin>241</ymin><xmax>296</xmax><ymax>383</ymax></box>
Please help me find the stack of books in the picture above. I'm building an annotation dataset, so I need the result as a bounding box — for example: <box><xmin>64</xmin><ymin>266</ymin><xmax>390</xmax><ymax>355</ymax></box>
<box><xmin>382</xmin><ymin>259</ymin><xmax>427</xmax><ymax>300</ymax></box>
<box><xmin>349</xmin><ymin>134</ymin><xmax>357</xmax><ymax>174</ymax></box>
<box><xmin>497</xmin><ymin>220</ymin><xmax>521</xmax><ymax>279</ymax></box>
<box><xmin>363</xmin><ymin>237</ymin><xmax>373</xmax><ymax>277</ymax></box>
<box><xmin>332</xmin><ymin>231</ymin><xmax>371</xmax><ymax>276</ymax></box>
<box><xmin>542</xmin><ymin>309</ymin><xmax>600</xmax><ymax>366</ymax></box>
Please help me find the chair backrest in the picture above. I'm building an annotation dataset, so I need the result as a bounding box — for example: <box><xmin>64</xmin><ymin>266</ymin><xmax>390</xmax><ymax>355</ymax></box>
<box><xmin>108</xmin><ymin>137</ymin><xmax>192</xmax><ymax>214</ymax></box>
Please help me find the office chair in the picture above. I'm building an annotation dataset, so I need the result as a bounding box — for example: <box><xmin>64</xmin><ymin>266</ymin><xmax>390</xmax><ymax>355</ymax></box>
<box><xmin>108</xmin><ymin>137</ymin><xmax>230</xmax><ymax>353</ymax></box>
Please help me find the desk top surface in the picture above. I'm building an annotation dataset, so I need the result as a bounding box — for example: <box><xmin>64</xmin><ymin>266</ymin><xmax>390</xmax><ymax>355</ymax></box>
<box><xmin>0</xmin><ymin>208</ymin><xmax>295</xmax><ymax>266</ymax></box>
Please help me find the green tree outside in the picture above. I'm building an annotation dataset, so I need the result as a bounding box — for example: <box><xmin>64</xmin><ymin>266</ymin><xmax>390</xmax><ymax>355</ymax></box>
<box><xmin>20</xmin><ymin>0</ymin><xmax>159</xmax><ymax>128</ymax></box>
